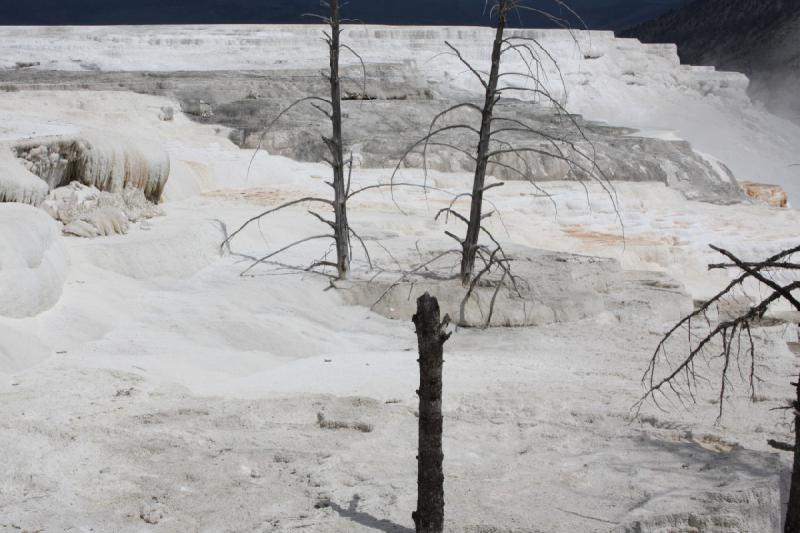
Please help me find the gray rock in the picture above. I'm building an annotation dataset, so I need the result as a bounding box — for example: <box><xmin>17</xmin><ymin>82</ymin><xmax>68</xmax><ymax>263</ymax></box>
<box><xmin>158</xmin><ymin>105</ymin><xmax>174</xmax><ymax>121</ymax></box>
<box><xmin>0</xmin><ymin>67</ymin><xmax>745</xmax><ymax>205</ymax></box>
<box><xmin>340</xmin><ymin>246</ymin><xmax>693</xmax><ymax>328</ymax></box>
<box><xmin>45</xmin><ymin>182</ymin><xmax>163</xmax><ymax>238</ymax></box>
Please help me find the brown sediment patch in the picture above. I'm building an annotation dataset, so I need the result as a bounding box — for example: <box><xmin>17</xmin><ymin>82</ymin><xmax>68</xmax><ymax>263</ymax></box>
<box><xmin>203</xmin><ymin>187</ymin><xmax>445</xmax><ymax>213</ymax></box>
<box><xmin>561</xmin><ymin>224</ymin><xmax>683</xmax><ymax>247</ymax></box>
<box><xmin>184</xmin><ymin>160</ymin><xmax>213</xmax><ymax>185</ymax></box>
<box><xmin>692</xmin><ymin>434</ymin><xmax>738</xmax><ymax>454</ymax></box>
<box><xmin>202</xmin><ymin>188</ymin><xmax>307</xmax><ymax>205</ymax></box>
<box><xmin>671</xmin><ymin>219</ymin><xmax>693</xmax><ymax>228</ymax></box>
<box><xmin>741</xmin><ymin>181</ymin><xmax>788</xmax><ymax>208</ymax></box>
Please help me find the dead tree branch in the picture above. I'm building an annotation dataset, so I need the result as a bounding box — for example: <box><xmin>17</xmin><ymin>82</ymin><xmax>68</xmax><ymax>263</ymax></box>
<box><xmin>638</xmin><ymin>244</ymin><xmax>800</xmax><ymax>418</ymax></box>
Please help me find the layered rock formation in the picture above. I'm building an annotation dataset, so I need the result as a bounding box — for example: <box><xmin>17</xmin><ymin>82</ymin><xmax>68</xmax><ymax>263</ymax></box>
<box><xmin>42</xmin><ymin>182</ymin><xmax>163</xmax><ymax>238</ymax></box>
<box><xmin>0</xmin><ymin>25</ymin><xmax>786</xmax><ymax>203</ymax></box>
<box><xmin>13</xmin><ymin>133</ymin><xmax>170</xmax><ymax>203</ymax></box>
<box><xmin>343</xmin><ymin>246</ymin><xmax>693</xmax><ymax>328</ymax></box>
<box><xmin>237</xmin><ymin>98</ymin><xmax>742</xmax><ymax>203</ymax></box>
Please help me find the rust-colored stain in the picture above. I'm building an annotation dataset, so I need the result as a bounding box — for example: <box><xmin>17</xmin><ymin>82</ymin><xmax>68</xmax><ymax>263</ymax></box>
<box><xmin>202</xmin><ymin>188</ymin><xmax>305</xmax><ymax>205</ymax></box>
<box><xmin>741</xmin><ymin>181</ymin><xmax>789</xmax><ymax>208</ymax></box>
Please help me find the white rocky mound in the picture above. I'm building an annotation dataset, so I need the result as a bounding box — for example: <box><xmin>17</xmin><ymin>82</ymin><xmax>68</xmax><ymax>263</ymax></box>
<box><xmin>42</xmin><ymin>182</ymin><xmax>163</xmax><ymax>238</ymax></box>
<box><xmin>0</xmin><ymin>145</ymin><xmax>49</xmax><ymax>204</ymax></box>
<box><xmin>13</xmin><ymin>133</ymin><xmax>170</xmax><ymax>203</ymax></box>
<box><xmin>0</xmin><ymin>202</ymin><xmax>67</xmax><ymax>318</ymax></box>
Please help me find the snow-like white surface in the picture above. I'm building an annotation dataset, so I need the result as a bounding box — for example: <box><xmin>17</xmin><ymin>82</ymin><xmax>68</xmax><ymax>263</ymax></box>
<box><xmin>0</xmin><ymin>202</ymin><xmax>67</xmax><ymax>320</ymax></box>
<box><xmin>0</xmin><ymin>91</ymin><xmax>236</xmax><ymax>203</ymax></box>
<box><xmin>1</xmin><ymin>175</ymin><xmax>795</xmax><ymax>530</ymax></box>
<box><xmin>0</xmin><ymin>146</ymin><xmax>49</xmax><ymax>204</ymax></box>
<box><xmin>0</xmin><ymin>31</ymin><xmax>798</xmax><ymax>530</ymax></box>
<box><xmin>0</xmin><ymin>88</ymin><xmax>794</xmax><ymax>343</ymax></box>
<box><xmin>0</xmin><ymin>116</ymin><xmax>78</xmax><ymax>142</ymax></box>
<box><xmin>1</xmin><ymin>25</ymin><xmax>797</xmax><ymax>203</ymax></box>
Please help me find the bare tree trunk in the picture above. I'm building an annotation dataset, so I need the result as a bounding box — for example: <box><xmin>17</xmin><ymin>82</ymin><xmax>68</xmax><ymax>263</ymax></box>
<box><xmin>460</xmin><ymin>0</ymin><xmax>508</xmax><ymax>286</ymax></box>
<box><xmin>412</xmin><ymin>293</ymin><xmax>450</xmax><ymax>533</ymax></box>
<box><xmin>328</xmin><ymin>0</ymin><xmax>350</xmax><ymax>279</ymax></box>
<box><xmin>223</xmin><ymin>0</ymin><xmax>365</xmax><ymax>278</ymax></box>
<box><xmin>786</xmin><ymin>373</ymin><xmax>800</xmax><ymax>533</ymax></box>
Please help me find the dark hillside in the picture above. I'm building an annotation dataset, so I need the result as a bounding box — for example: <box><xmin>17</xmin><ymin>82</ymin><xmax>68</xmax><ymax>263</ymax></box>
<box><xmin>625</xmin><ymin>0</ymin><xmax>800</xmax><ymax>122</ymax></box>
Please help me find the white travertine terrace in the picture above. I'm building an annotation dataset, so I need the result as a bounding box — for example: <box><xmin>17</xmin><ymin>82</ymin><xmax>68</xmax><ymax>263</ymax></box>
<box><xmin>13</xmin><ymin>133</ymin><xmax>170</xmax><ymax>203</ymax></box>
<box><xmin>0</xmin><ymin>24</ymin><xmax>797</xmax><ymax>204</ymax></box>
<box><xmin>0</xmin><ymin>25</ymin><xmax>748</xmax><ymax>97</ymax></box>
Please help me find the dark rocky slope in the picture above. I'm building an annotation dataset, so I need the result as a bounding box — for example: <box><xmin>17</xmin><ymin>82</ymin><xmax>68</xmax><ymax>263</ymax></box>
<box><xmin>624</xmin><ymin>0</ymin><xmax>800</xmax><ymax>122</ymax></box>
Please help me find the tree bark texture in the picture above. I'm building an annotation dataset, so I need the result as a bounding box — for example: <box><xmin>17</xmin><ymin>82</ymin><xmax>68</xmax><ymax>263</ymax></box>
<box><xmin>786</xmin><ymin>373</ymin><xmax>800</xmax><ymax>533</ymax></box>
<box><xmin>327</xmin><ymin>0</ymin><xmax>350</xmax><ymax>279</ymax></box>
<box><xmin>460</xmin><ymin>0</ymin><xmax>508</xmax><ymax>286</ymax></box>
<box><xmin>412</xmin><ymin>293</ymin><xmax>450</xmax><ymax>533</ymax></box>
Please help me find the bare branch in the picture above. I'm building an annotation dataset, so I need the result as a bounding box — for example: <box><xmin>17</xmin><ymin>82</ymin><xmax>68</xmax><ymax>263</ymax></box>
<box><xmin>444</xmin><ymin>41</ymin><xmax>489</xmax><ymax>88</ymax></box>
<box><xmin>246</xmin><ymin>96</ymin><xmax>333</xmax><ymax>180</ymax></box>
<box><xmin>223</xmin><ymin>197</ymin><xmax>334</xmax><ymax>250</ymax></box>
<box><xmin>340</xmin><ymin>43</ymin><xmax>368</xmax><ymax>98</ymax></box>
<box><xmin>768</xmin><ymin>439</ymin><xmax>795</xmax><ymax>452</ymax></box>
<box><xmin>709</xmin><ymin>245</ymin><xmax>800</xmax><ymax>311</ymax></box>
<box><xmin>241</xmin><ymin>234</ymin><xmax>335</xmax><ymax>276</ymax></box>
<box><xmin>308</xmin><ymin>210</ymin><xmax>336</xmax><ymax>229</ymax></box>
<box><xmin>349</xmin><ymin>227</ymin><xmax>374</xmax><ymax>270</ymax></box>
<box><xmin>709</xmin><ymin>262</ymin><xmax>800</xmax><ymax>270</ymax></box>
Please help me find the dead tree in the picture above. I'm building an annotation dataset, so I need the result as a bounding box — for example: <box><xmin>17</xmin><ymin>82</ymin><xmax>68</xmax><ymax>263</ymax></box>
<box><xmin>460</xmin><ymin>0</ymin><xmax>509</xmax><ymax>285</ymax></box>
<box><xmin>327</xmin><ymin>0</ymin><xmax>350</xmax><ymax>278</ymax></box>
<box><xmin>391</xmin><ymin>0</ymin><xmax>619</xmax><ymax>287</ymax></box>
<box><xmin>222</xmin><ymin>0</ymin><xmax>366</xmax><ymax>280</ymax></box>
<box><xmin>639</xmin><ymin>244</ymin><xmax>800</xmax><ymax>532</ymax></box>
<box><xmin>412</xmin><ymin>293</ymin><xmax>451</xmax><ymax>533</ymax></box>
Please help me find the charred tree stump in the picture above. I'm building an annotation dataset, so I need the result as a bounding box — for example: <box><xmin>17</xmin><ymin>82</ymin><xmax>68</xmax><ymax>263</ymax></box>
<box><xmin>786</xmin><ymin>374</ymin><xmax>800</xmax><ymax>533</ymax></box>
<box><xmin>766</xmin><ymin>374</ymin><xmax>800</xmax><ymax>533</ymax></box>
<box><xmin>412</xmin><ymin>293</ymin><xmax>450</xmax><ymax>533</ymax></box>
